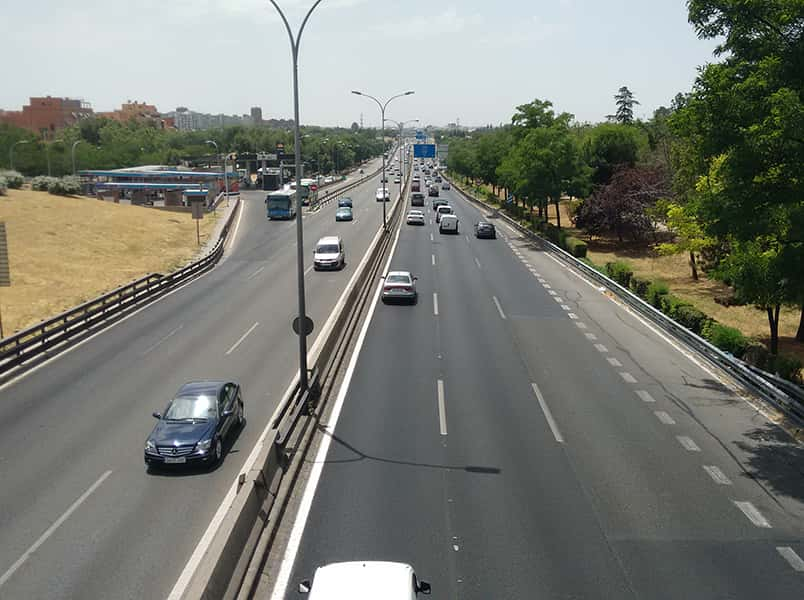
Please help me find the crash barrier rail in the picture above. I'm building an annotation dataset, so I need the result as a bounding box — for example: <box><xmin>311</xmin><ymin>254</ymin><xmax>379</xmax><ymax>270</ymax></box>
<box><xmin>446</xmin><ymin>176</ymin><xmax>804</xmax><ymax>422</ymax></box>
<box><xmin>310</xmin><ymin>148</ymin><xmax>400</xmax><ymax>212</ymax></box>
<box><xmin>178</xmin><ymin>161</ymin><xmax>412</xmax><ymax>600</ymax></box>
<box><xmin>0</xmin><ymin>196</ymin><xmax>242</xmax><ymax>380</ymax></box>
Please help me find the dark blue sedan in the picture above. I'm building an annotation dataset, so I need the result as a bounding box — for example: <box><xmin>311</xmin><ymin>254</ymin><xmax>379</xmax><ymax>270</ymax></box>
<box><xmin>144</xmin><ymin>380</ymin><xmax>244</xmax><ymax>470</ymax></box>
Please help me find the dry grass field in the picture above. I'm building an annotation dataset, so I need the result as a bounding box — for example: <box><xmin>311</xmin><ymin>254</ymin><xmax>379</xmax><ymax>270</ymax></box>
<box><xmin>0</xmin><ymin>189</ymin><xmax>220</xmax><ymax>336</ymax></box>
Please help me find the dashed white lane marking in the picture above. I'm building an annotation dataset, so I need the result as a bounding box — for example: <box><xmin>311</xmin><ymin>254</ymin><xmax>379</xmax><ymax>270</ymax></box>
<box><xmin>543</xmin><ymin>283</ymin><xmax>552</xmax><ymax>289</ymax></box>
<box><xmin>437</xmin><ymin>379</ymin><xmax>448</xmax><ymax>435</ymax></box>
<box><xmin>142</xmin><ymin>324</ymin><xmax>183</xmax><ymax>355</ymax></box>
<box><xmin>225</xmin><ymin>321</ymin><xmax>259</xmax><ymax>355</ymax></box>
<box><xmin>465</xmin><ymin>234</ymin><xmax>470</xmax><ymax>243</ymax></box>
<box><xmin>492</xmin><ymin>296</ymin><xmax>507</xmax><ymax>320</ymax></box>
<box><xmin>531</xmin><ymin>383</ymin><xmax>564</xmax><ymax>443</ymax></box>
<box><xmin>547</xmin><ymin>290</ymin><xmax>557</xmax><ymax>296</ymax></box>
<box><xmin>474</xmin><ymin>257</ymin><xmax>481</xmax><ymax>269</ymax></box>
<box><xmin>0</xmin><ymin>470</ymin><xmax>113</xmax><ymax>588</ymax></box>
<box><xmin>430</xmin><ymin>233</ymin><xmax>434</xmax><ymax>241</ymax></box>
<box><xmin>619</xmin><ymin>372</ymin><xmax>637</xmax><ymax>383</ymax></box>
<box><xmin>538</xmin><ymin>278</ymin><xmax>547</xmax><ymax>283</ymax></box>
<box><xmin>246</xmin><ymin>265</ymin><xmax>265</xmax><ymax>280</ymax></box>
<box><xmin>677</xmin><ymin>436</ymin><xmax>701</xmax><ymax>451</ymax></box>
<box><xmin>432</xmin><ymin>254</ymin><xmax>436</xmax><ymax>266</ymax></box>
<box><xmin>734</xmin><ymin>501</ymin><xmax>772</xmax><ymax>528</ymax></box>
<box><xmin>575</xmin><ymin>322</ymin><xmax>588</xmax><ymax>329</ymax></box>
<box><xmin>635</xmin><ymin>390</ymin><xmax>656</xmax><ymax>403</ymax></box>
<box><xmin>703</xmin><ymin>465</ymin><xmax>732</xmax><ymax>485</ymax></box>
<box><xmin>594</xmin><ymin>344</ymin><xmax>609</xmax><ymax>353</ymax></box>
<box><xmin>567</xmin><ymin>312</ymin><xmax>578</xmax><ymax>319</ymax></box>
<box><xmin>654</xmin><ymin>411</ymin><xmax>676</xmax><ymax>425</ymax></box>
<box><xmin>554</xmin><ymin>297</ymin><xmax>564</xmax><ymax>303</ymax></box>
<box><xmin>304</xmin><ymin>265</ymin><xmax>314</xmax><ymax>276</ymax></box>
<box><xmin>532</xmin><ymin>272</ymin><xmax>541</xmax><ymax>277</ymax></box>
<box><xmin>433</xmin><ymin>293</ymin><xmax>439</xmax><ymax>316</ymax></box>
<box><xmin>607</xmin><ymin>357</ymin><xmax>623</xmax><ymax>367</ymax></box>
<box><xmin>776</xmin><ymin>547</ymin><xmax>804</xmax><ymax>571</ymax></box>
<box><xmin>561</xmin><ymin>305</ymin><xmax>571</xmax><ymax>311</ymax></box>
<box><xmin>584</xmin><ymin>333</ymin><xmax>598</xmax><ymax>340</ymax></box>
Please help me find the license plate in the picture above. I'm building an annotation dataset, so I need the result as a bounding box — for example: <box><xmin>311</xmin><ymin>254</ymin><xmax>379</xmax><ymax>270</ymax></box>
<box><xmin>164</xmin><ymin>456</ymin><xmax>186</xmax><ymax>464</ymax></box>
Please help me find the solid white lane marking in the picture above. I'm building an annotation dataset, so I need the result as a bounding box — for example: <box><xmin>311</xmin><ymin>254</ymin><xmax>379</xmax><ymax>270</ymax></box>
<box><xmin>777</xmin><ymin>547</ymin><xmax>804</xmax><ymax>571</ymax></box>
<box><xmin>620</xmin><ymin>372</ymin><xmax>637</xmax><ymax>383</ymax></box>
<box><xmin>584</xmin><ymin>333</ymin><xmax>598</xmax><ymax>340</ymax></box>
<box><xmin>304</xmin><ymin>265</ymin><xmax>314</xmax><ymax>276</ymax></box>
<box><xmin>0</xmin><ymin>470</ymin><xmax>112</xmax><ymax>588</ymax></box>
<box><xmin>246</xmin><ymin>265</ymin><xmax>265</xmax><ymax>280</ymax></box>
<box><xmin>654</xmin><ymin>411</ymin><xmax>676</xmax><ymax>425</ymax></box>
<box><xmin>734</xmin><ymin>501</ymin><xmax>772</xmax><ymax>528</ymax></box>
<box><xmin>561</xmin><ymin>305</ymin><xmax>571</xmax><ymax>311</ymax></box>
<box><xmin>567</xmin><ymin>312</ymin><xmax>577</xmax><ymax>319</ymax></box>
<box><xmin>492</xmin><ymin>296</ymin><xmax>507</xmax><ymax>320</ymax></box>
<box><xmin>576</xmin><ymin>322</ymin><xmax>587</xmax><ymax>329</ymax></box>
<box><xmin>474</xmin><ymin>257</ymin><xmax>481</xmax><ymax>269</ymax></box>
<box><xmin>594</xmin><ymin>344</ymin><xmax>609</xmax><ymax>353</ymax></box>
<box><xmin>677</xmin><ymin>436</ymin><xmax>701</xmax><ymax>451</ymax></box>
<box><xmin>437</xmin><ymin>379</ymin><xmax>448</xmax><ymax>435</ymax></box>
<box><xmin>225</xmin><ymin>321</ymin><xmax>259</xmax><ymax>355</ymax></box>
<box><xmin>433</xmin><ymin>293</ymin><xmax>439</xmax><ymax>316</ymax></box>
<box><xmin>703</xmin><ymin>465</ymin><xmax>732</xmax><ymax>485</ymax></box>
<box><xmin>141</xmin><ymin>324</ymin><xmax>183</xmax><ymax>355</ymax></box>
<box><xmin>531</xmin><ymin>383</ymin><xmax>564</xmax><ymax>443</ymax></box>
<box><xmin>432</xmin><ymin>254</ymin><xmax>436</xmax><ymax>266</ymax></box>
<box><xmin>465</xmin><ymin>234</ymin><xmax>470</xmax><ymax>243</ymax></box>
<box><xmin>269</xmin><ymin>210</ymin><xmax>405</xmax><ymax>600</ymax></box>
<box><xmin>635</xmin><ymin>390</ymin><xmax>656</xmax><ymax>403</ymax></box>
<box><xmin>607</xmin><ymin>357</ymin><xmax>623</xmax><ymax>367</ymax></box>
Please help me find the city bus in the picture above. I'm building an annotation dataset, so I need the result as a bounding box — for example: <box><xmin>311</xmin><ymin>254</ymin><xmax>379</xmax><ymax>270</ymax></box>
<box><xmin>266</xmin><ymin>190</ymin><xmax>297</xmax><ymax>220</ymax></box>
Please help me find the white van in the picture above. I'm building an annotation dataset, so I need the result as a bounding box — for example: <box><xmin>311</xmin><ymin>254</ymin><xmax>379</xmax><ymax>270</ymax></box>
<box><xmin>300</xmin><ymin>561</ymin><xmax>431</xmax><ymax>599</ymax></box>
<box><xmin>435</xmin><ymin>204</ymin><xmax>453</xmax><ymax>223</ymax></box>
<box><xmin>376</xmin><ymin>187</ymin><xmax>390</xmax><ymax>202</ymax></box>
<box><xmin>439</xmin><ymin>214</ymin><xmax>459</xmax><ymax>234</ymax></box>
<box><xmin>313</xmin><ymin>236</ymin><xmax>345</xmax><ymax>270</ymax></box>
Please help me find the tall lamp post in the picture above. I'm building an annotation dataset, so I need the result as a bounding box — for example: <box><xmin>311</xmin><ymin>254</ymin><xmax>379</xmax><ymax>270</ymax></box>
<box><xmin>205</xmin><ymin>139</ymin><xmax>230</xmax><ymax>206</ymax></box>
<box><xmin>71</xmin><ymin>140</ymin><xmax>84</xmax><ymax>175</ymax></box>
<box><xmin>45</xmin><ymin>139</ymin><xmax>64</xmax><ymax>177</ymax></box>
<box><xmin>269</xmin><ymin>0</ymin><xmax>323</xmax><ymax>392</ymax></box>
<box><xmin>385</xmin><ymin>118</ymin><xmax>418</xmax><ymax>182</ymax></box>
<box><xmin>351</xmin><ymin>90</ymin><xmax>414</xmax><ymax>231</ymax></box>
<box><xmin>9</xmin><ymin>140</ymin><xmax>29</xmax><ymax>171</ymax></box>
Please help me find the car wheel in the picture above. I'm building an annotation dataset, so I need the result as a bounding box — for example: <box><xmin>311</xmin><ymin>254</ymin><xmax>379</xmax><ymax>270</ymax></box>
<box><xmin>212</xmin><ymin>438</ymin><xmax>223</xmax><ymax>467</ymax></box>
<box><xmin>237</xmin><ymin>402</ymin><xmax>245</xmax><ymax>427</ymax></box>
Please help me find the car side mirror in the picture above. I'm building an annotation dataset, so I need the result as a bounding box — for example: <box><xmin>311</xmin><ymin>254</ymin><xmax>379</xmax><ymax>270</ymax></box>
<box><xmin>152</xmin><ymin>412</ymin><xmax>162</xmax><ymax>419</ymax></box>
<box><xmin>299</xmin><ymin>580</ymin><xmax>311</xmax><ymax>594</ymax></box>
<box><xmin>222</xmin><ymin>408</ymin><xmax>233</xmax><ymax>417</ymax></box>
<box><xmin>413</xmin><ymin>276</ymin><xmax>418</xmax><ymax>280</ymax></box>
<box><xmin>418</xmin><ymin>581</ymin><xmax>431</xmax><ymax>594</ymax></box>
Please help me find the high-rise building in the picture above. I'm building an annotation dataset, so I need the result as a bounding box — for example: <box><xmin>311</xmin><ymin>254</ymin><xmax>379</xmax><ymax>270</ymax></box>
<box><xmin>0</xmin><ymin>96</ymin><xmax>94</xmax><ymax>137</ymax></box>
<box><xmin>250</xmin><ymin>106</ymin><xmax>263</xmax><ymax>125</ymax></box>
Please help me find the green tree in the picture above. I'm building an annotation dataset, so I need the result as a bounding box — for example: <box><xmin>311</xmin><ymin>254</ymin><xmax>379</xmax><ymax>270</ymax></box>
<box><xmin>656</xmin><ymin>200</ymin><xmax>713</xmax><ymax>279</ymax></box>
<box><xmin>611</xmin><ymin>86</ymin><xmax>640</xmax><ymax>124</ymax></box>
<box><xmin>583</xmin><ymin>123</ymin><xmax>642</xmax><ymax>185</ymax></box>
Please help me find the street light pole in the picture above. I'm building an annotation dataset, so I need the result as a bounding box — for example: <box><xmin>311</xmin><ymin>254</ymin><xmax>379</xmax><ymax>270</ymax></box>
<box><xmin>352</xmin><ymin>90</ymin><xmax>415</xmax><ymax>231</ymax></box>
<box><xmin>9</xmin><ymin>140</ymin><xmax>29</xmax><ymax>171</ymax></box>
<box><xmin>205</xmin><ymin>139</ymin><xmax>229</xmax><ymax>206</ymax></box>
<box><xmin>384</xmin><ymin>118</ymin><xmax>418</xmax><ymax>184</ymax></box>
<box><xmin>45</xmin><ymin>139</ymin><xmax>64</xmax><ymax>177</ymax></box>
<box><xmin>71</xmin><ymin>140</ymin><xmax>84</xmax><ymax>175</ymax></box>
<box><xmin>269</xmin><ymin>0</ymin><xmax>323</xmax><ymax>393</ymax></box>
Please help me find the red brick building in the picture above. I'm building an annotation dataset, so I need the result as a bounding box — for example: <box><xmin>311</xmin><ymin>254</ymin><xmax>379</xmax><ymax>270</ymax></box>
<box><xmin>0</xmin><ymin>96</ymin><xmax>94</xmax><ymax>138</ymax></box>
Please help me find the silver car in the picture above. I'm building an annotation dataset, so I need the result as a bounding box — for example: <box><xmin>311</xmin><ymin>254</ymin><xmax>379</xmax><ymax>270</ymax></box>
<box><xmin>381</xmin><ymin>271</ymin><xmax>418</xmax><ymax>304</ymax></box>
<box><xmin>406</xmin><ymin>210</ymin><xmax>425</xmax><ymax>226</ymax></box>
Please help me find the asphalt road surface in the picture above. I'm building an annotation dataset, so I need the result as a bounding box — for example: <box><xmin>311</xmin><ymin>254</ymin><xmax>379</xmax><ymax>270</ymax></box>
<box><xmin>278</xmin><ymin>180</ymin><xmax>804</xmax><ymax>599</ymax></box>
<box><xmin>0</xmin><ymin>156</ymin><xmax>409</xmax><ymax>599</ymax></box>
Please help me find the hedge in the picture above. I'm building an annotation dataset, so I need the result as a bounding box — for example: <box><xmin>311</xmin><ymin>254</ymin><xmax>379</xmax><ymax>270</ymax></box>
<box><xmin>47</xmin><ymin>176</ymin><xmax>82</xmax><ymax>196</ymax></box>
<box><xmin>564</xmin><ymin>236</ymin><xmax>588</xmax><ymax>258</ymax></box>
<box><xmin>0</xmin><ymin>170</ymin><xmax>24</xmax><ymax>189</ymax></box>
<box><xmin>0</xmin><ymin>176</ymin><xmax>7</xmax><ymax>196</ymax></box>
<box><xmin>605</xmin><ymin>261</ymin><xmax>633</xmax><ymax>288</ymax></box>
<box><xmin>701</xmin><ymin>321</ymin><xmax>748</xmax><ymax>357</ymax></box>
<box><xmin>32</xmin><ymin>176</ymin><xmax>59</xmax><ymax>191</ymax></box>
<box><xmin>646</xmin><ymin>281</ymin><xmax>670</xmax><ymax>308</ymax></box>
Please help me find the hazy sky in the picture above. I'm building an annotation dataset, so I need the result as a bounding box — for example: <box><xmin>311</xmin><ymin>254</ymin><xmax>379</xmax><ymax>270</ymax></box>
<box><xmin>2</xmin><ymin>0</ymin><xmax>718</xmax><ymax>128</ymax></box>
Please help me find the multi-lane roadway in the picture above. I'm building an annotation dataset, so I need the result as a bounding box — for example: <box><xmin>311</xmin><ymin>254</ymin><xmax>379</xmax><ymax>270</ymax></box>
<box><xmin>273</xmin><ymin>177</ymin><xmax>804</xmax><ymax>598</ymax></box>
<box><xmin>0</xmin><ymin>157</ymin><xmax>407</xmax><ymax>599</ymax></box>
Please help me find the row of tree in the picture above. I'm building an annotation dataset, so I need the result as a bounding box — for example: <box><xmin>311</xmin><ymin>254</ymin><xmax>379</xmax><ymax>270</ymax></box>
<box><xmin>0</xmin><ymin>119</ymin><xmax>385</xmax><ymax>178</ymax></box>
<box><xmin>443</xmin><ymin>0</ymin><xmax>803</xmax><ymax>353</ymax></box>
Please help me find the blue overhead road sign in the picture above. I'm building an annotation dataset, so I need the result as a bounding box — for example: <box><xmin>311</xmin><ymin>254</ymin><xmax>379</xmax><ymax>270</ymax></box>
<box><xmin>415</xmin><ymin>130</ymin><xmax>426</xmax><ymax>141</ymax></box>
<box><xmin>414</xmin><ymin>144</ymin><xmax>436</xmax><ymax>158</ymax></box>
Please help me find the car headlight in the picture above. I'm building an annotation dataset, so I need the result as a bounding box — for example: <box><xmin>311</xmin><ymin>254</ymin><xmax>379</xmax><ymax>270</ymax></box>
<box><xmin>145</xmin><ymin>440</ymin><xmax>157</xmax><ymax>453</ymax></box>
<box><xmin>196</xmin><ymin>438</ymin><xmax>213</xmax><ymax>452</ymax></box>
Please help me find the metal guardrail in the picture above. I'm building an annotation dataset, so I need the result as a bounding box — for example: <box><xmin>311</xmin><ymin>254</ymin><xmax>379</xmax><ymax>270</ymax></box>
<box><xmin>177</xmin><ymin>154</ymin><xmax>412</xmax><ymax>600</ymax></box>
<box><xmin>446</xmin><ymin>175</ymin><xmax>804</xmax><ymax>422</ymax></box>
<box><xmin>0</xmin><ymin>196</ymin><xmax>242</xmax><ymax>380</ymax></box>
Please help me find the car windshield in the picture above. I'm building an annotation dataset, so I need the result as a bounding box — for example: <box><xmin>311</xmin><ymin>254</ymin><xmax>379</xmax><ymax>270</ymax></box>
<box><xmin>337</xmin><ymin>209</ymin><xmax>350</xmax><ymax>215</ymax></box>
<box><xmin>164</xmin><ymin>395</ymin><xmax>215</xmax><ymax>421</ymax></box>
<box><xmin>317</xmin><ymin>244</ymin><xmax>340</xmax><ymax>254</ymax></box>
<box><xmin>386</xmin><ymin>274</ymin><xmax>411</xmax><ymax>284</ymax></box>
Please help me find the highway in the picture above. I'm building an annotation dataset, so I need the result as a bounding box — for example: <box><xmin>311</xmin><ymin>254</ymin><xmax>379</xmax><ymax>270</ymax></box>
<box><xmin>275</xmin><ymin>178</ymin><xmax>804</xmax><ymax>598</ymax></box>
<box><xmin>0</xmin><ymin>156</ymin><xmax>404</xmax><ymax>599</ymax></box>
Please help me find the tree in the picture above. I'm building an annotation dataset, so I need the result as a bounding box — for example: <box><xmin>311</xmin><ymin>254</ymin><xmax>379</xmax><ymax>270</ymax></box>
<box><xmin>611</xmin><ymin>86</ymin><xmax>640</xmax><ymax>124</ymax></box>
<box><xmin>656</xmin><ymin>200</ymin><xmax>713</xmax><ymax>279</ymax></box>
<box><xmin>583</xmin><ymin>123</ymin><xmax>642</xmax><ymax>185</ymax></box>
<box><xmin>350</xmin><ymin>121</ymin><xmax>359</xmax><ymax>132</ymax></box>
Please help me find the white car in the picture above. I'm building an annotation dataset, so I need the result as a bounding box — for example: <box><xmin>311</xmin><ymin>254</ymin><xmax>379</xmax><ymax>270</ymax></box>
<box><xmin>381</xmin><ymin>271</ymin><xmax>418</xmax><ymax>304</ymax></box>
<box><xmin>376</xmin><ymin>187</ymin><xmax>390</xmax><ymax>202</ymax></box>
<box><xmin>435</xmin><ymin>204</ymin><xmax>453</xmax><ymax>223</ymax></box>
<box><xmin>406</xmin><ymin>210</ymin><xmax>425</xmax><ymax>225</ymax></box>
<box><xmin>439</xmin><ymin>214</ymin><xmax>459</xmax><ymax>234</ymax></box>
<box><xmin>313</xmin><ymin>236</ymin><xmax>345</xmax><ymax>270</ymax></box>
<box><xmin>300</xmin><ymin>561</ymin><xmax>431</xmax><ymax>599</ymax></box>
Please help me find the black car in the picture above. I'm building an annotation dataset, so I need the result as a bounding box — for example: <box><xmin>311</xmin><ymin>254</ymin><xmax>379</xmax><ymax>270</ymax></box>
<box><xmin>428</xmin><ymin>186</ymin><xmax>440</xmax><ymax>197</ymax></box>
<box><xmin>432</xmin><ymin>198</ymin><xmax>448</xmax><ymax>211</ymax></box>
<box><xmin>338</xmin><ymin>197</ymin><xmax>353</xmax><ymax>208</ymax></box>
<box><xmin>144</xmin><ymin>380</ymin><xmax>244</xmax><ymax>470</ymax></box>
<box><xmin>474</xmin><ymin>221</ymin><xmax>497</xmax><ymax>239</ymax></box>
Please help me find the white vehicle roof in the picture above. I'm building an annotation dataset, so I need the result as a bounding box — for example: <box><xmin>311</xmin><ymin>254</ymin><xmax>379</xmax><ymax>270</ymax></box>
<box><xmin>316</xmin><ymin>236</ymin><xmax>341</xmax><ymax>246</ymax></box>
<box><xmin>436</xmin><ymin>204</ymin><xmax>453</xmax><ymax>212</ymax></box>
<box><xmin>309</xmin><ymin>561</ymin><xmax>416</xmax><ymax>600</ymax></box>
<box><xmin>440</xmin><ymin>214</ymin><xmax>458</xmax><ymax>223</ymax></box>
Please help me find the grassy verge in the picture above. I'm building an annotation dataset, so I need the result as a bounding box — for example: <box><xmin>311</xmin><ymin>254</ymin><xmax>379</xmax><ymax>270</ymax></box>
<box><xmin>0</xmin><ymin>189</ymin><xmax>220</xmax><ymax>335</ymax></box>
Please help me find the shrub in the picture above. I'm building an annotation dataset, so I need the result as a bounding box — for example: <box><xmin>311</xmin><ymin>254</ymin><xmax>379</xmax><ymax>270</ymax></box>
<box><xmin>769</xmin><ymin>354</ymin><xmax>803</xmax><ymax>384</ymax></box>
<box><xmin>485</xmin><ymin>191</ymin><xmax>498</xmax><ymax>204</ymax></box>
<box><xmin>645</xmin><ymin>281</ymin><xmax>670</xmax><ymax>308</ymax></box>
<box><xmin>32</xmin><ymin>175</ymin><xmax>59</xmax><ymax>191</ymax></box>
<box><xmin>0</xmin><ymin>176</ymin><xmax>7</xmax><ymax>196</ymax></box>
<box><xmin>659</xmin><ymin>293</ymin><xmax>688</xmax><ymax>318</ymax></box>
<box><xmin>605</xmin><ymin>261</ymin><xmax>633</xmax><ymax>287</ymax></box>
<box><xmin>742</xmin><ymin>341</ymin><xmax>771</xmax><ymax>370</ymax></box>
<box><xmin>629</xmin><ymin>276</ymin><xmax>650</xmax><ymax>299</ymax></box>
<box><xmin>564</xmin><ymin>236</ymin><xmax>588</xmax><ymax>258</ymax></box>
<box><xmin>0</xmin><ymin>170</ymin><xmax>24</xmax><ymax>189</ymax></box>
<box><xmin>48</xmin><ymin>176</ymin><xmax>82</xmax><ymax>196</ymax></box>
<box><xmin>701</xmin><ymin>321</ymin><xmax>748</xmax><ymax>357</ymax></box>
<box><xmin>674</xmin><ymin>305</ymin><xmax>709</xmax><ymax>334</ymax></box>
